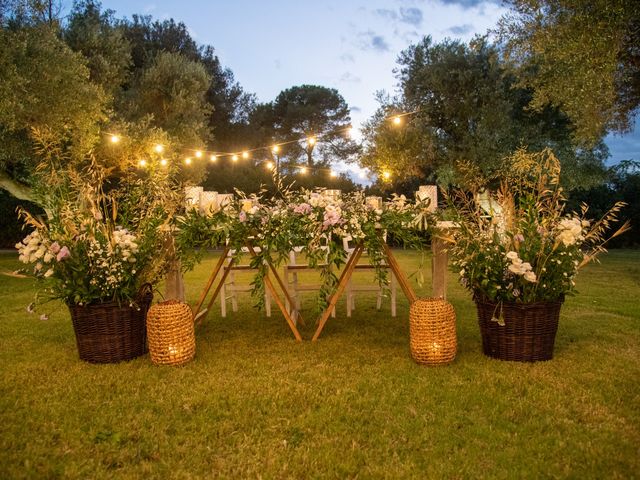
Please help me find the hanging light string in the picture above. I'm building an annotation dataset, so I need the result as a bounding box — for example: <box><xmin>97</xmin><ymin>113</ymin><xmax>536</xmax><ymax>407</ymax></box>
<box><xmin>105</xmin><ymin>109</ymin><xmax>419</xmax><ymax>180</ymax></box>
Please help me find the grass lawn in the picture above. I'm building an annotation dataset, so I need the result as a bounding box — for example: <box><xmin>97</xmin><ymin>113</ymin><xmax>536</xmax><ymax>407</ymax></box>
<box><xmin>1</xmin><ymin>249</ymin><xmax>639</xmax><ymax>479</ymax></box>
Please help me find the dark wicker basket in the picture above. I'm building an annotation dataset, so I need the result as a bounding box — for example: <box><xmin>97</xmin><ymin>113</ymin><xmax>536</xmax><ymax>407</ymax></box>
<box><xmin>475</xmin><ymin>297</ymin><xmax>563</xmax><ymax>362</ymax></box>
<box><xmin>68</xmin><ymin>289</ymin><xmax>153</xmax><ymax>364</ymax></box>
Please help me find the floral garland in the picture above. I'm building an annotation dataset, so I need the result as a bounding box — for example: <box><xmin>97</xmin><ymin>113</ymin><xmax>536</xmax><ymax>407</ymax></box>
<box><xmin>176</xmin><ymin>189</ymin><xmax>429</xmax><ymax>310</ymax></box>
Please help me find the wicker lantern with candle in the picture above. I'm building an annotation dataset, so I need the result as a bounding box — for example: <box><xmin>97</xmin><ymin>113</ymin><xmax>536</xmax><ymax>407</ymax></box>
<box><xmin>147</xmin><ymin>300</ymin><xmax>196</xmax><ymax>366</ymax></box>
<box><xmin>409</xmin><ymin>298</ymin><xmax>457</xmax><ymax>365</ymax></box>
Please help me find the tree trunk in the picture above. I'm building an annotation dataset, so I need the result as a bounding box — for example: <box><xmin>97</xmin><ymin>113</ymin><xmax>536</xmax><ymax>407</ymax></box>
<box><xmin>0</xmin><ymin>170</ymin><xmax>35</xmax><ymax>203</ymax></box>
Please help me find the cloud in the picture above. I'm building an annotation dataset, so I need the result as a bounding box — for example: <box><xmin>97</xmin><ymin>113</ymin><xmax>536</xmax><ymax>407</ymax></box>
<box><xmin>340</xmin><ymin>53</ymin><xmax>355</xmax><ymax>63</ymax></box>
<box><xmin>339</xmin><ymin>72</ymin><xmax>362</xmax><ymax>83</ymax></box>
<box><xmin>374</xmin><ymin>7</ymin><xmax>423</xmax><ymax>26</ymax></box>
<box><xmin>358</xmin><ymin>30</ymin><xmax>390</xmax><ymax>53</ymax></box>
<box><xmin>351</xmin><ymin>106</ymin><xmax>362</xmax><ymax>113</ymax></box>
<box><xmin>438</xmin><ymin>0</ymin><xmax>501</xmax><ymax>9</ymax></box>
<box><xmin>447</xmin><ymin>23</ymin><xmax>475</xmax><ymax>35</ymax></box>
<box><xmin>399</xmin><ymin>7</ymin><xmax>423</xmax><ymax>26</ymax></box>
<box><xmin>375</xmin><ymin>8</ymin><xmax>398</xmax><ymax>21</ymax></box>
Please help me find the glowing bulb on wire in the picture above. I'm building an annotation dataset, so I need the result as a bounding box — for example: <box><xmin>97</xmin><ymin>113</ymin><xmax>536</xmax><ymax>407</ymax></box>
<box><xmin>210</xmin><ymin>154</ymin><xmax>217</xmax><ymax>162</ymax></box>
<box><xmin>272</xmin><ymin>145</ymin><xmax>280</xmax><ymax>154</ymax></box>
<box><xmin>330</xmin><ymin>170</ymin><xmax>338</xmax><ymax>178</ymax></box>
<box><xmin>232</xmin><ymin>154</ymin><xmax>239</xmax><ymax>162</ymax></box>
<box><xmin>154</xmin><ymin>144</ymin><xmax>164</xmax><ymax>153</ymax></box>
<box><xmin>184</xmin><ymin>157</ymin><xmax>192</xmax><ymax>165</ymax></box>
<box><xmin>392</xmin><ymin>116</ymin><xmax>402</xmax><ymax>126</ymax></box>
<box><xmin>382</xmin><ymin>171</ymin><xmax>391</xmax><ymax>180</ymax></box>
<box><xmin>242</xmin><ymin>151</ymin><xmax>250</xmax><ymax>159</ymax></box>
<box><xmin>110</xmin><ymin>134</ymin><xmax>120</xmax><ymax>144</ymax></box>
<box><xmin>346</xmin><ymin>127</ymin><xmax>354</xmax><ymax>138</ymax></box>
<box><xmin>300</xmin><ymin>166</ymin><xmax>307</xmax><ymax>174</ymax></box>
<box><xmin>160</xmin><ymin>158</ymin><xmax>168</xmax><ymax>167</ymax></box>
<box><xmin>307</xmin><ymin>136</ymin><xmax>316</xmax><ymax>146</ymax></box>
<box><xmin>266</xmin><ymin>161</ymin><xmax>274</xmax><ymax>170</ymax></box>
<box><xmin>138</xmin><ymin>159</ymin><xmax>147</xmax><ymax>168</ymax></box>
<box><xmin>195</xmin><ymin>150</ymin><xmax>203</xmax><ymax>158</ymax></box>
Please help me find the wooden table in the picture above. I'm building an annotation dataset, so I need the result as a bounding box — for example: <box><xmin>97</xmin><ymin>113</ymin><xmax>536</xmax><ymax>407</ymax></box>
<box><xmin>193</xmin><ymin>223</ymin><xmax>454</xmax><ymax>342</ymax></box>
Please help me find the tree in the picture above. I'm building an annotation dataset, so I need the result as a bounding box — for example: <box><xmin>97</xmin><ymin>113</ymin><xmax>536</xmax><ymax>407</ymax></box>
<box><xmin>499</xmin><ymin>0</ymin><xmax>640</xmax><ymax>145</ymax></box>
<box><xmin>0</xmin><ymin>23</ymin><xmax>107</xmax><ymax>201</ymax></box>
<box><xmin>270</xmin><ymin>85</ymin><xmax>360</xmax><ymax>168</ymax></box>
<box><xmin>360</xmin><ymin>36</ymin><xmax>608</xmax><ymax>190</ymax></box>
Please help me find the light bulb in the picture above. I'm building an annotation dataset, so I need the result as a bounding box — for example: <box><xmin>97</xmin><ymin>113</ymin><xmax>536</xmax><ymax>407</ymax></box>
<box><xmin>154</xmin><ymin>144</ymin><xmax>164</xmax><ymax>153</ymax></box>
<box><xmin>195</xmin><ymin>150</ymin><xmax>203</xmax><ymax>158</ymax></box>
<box><xmin>110</xmin><ymin>135</ymin><xmax>120</xmax><ymax>143</ymax></box>
<box><xmin>160</xmin><ymin>158</ymin><xmax>168</xmax><ymax>167</ymax></box>
<box><xmin>330</xmin><ymin>170</ymin><xmax>338</xmax><ymax>178</ymax></box>
<box><xmin>185</xmin><ymin>157</ymin><xmax>192</xmax><ymax>165</ymax></box>
<box><xmin>232</xmin><ymin>154</ymin><xmax>239</xmax><ymax>162</ymax></box>
<box><xmin>266</xmin><ymin>161</ymin><xmax>274</xmax><ymax>170</ymax></box>
<box><xmin>138</xmin><ymin>159</ymin><xmax>147</xmax><ymax>168</ymax></box>
<box><xmin>307</xmin><ymin>136</ymin><xmax>316</xmax><ymax>146</ymax></box>
<box><xmin>242</xmin><ymin>151</ymin><xmax>249</xmax><ymax>159</ymax></box>
<box><xmin>300</xmin><ymin>166</ymin><xmax>307</xmax><ymax>174</ymax></box>
<box><xmin>272</xmin><ymin>145</ymin><xmax>280</xmax><ymax>153</ymax></box>
<box><xmin>382</xmin><ymin>171</ymin><xmax>391</xmax><ymax>180</ymax></box>
<box><xmin>392</xmin><ymin>116</ymin><xmax>402</xmax><ymax>126</ymax></box>
<box><xmin>210</xmin><ymin>154</ymin><xmax>217</xmax><ymax>162</ymax></box>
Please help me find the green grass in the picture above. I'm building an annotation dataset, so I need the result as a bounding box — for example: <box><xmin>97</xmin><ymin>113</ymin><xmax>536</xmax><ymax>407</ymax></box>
<box><xmin>1</xmin><ymin>249</ymin><xmax>639</xmax><ymax>479</ymax></box>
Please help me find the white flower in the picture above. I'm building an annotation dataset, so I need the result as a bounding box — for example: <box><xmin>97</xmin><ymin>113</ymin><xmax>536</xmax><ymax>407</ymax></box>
<box><xmin>506</xmin><ymin>251</ymin><xmax>519</xmax><ymax>261</ymax></box>
<box><xmin>44</xmin><ymin>269</ymin><xmax>54</xmax><ymax>278</ymax></box>
<box><xmin>523</xmin><ymin>271</ymin><xmax>537</xmax><ymax>283</ymax></box>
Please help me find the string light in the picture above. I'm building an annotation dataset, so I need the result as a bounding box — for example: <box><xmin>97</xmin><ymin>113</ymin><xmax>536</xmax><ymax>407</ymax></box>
<box><xmin>103</xmin><ymin>110</ymin><xmax>418</xmax><ymax>175</ymax></box>
<box><xmin>266</xmin><ymin>161</ymin><xmax>274</xmax><ymax>170</ymax></box>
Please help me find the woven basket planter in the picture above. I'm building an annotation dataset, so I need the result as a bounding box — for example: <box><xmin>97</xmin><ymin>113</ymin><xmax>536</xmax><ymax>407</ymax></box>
<box><xmin>475</xmin><ymin>297</ymin><xmax>563</xmax><ymax>362</ymax></box>
<box><xmin>146</xmin><ymin>300</ymin><xmax>195</xmax><ymax>366</ymax></box>
<box><xmin>409</xmin><ymin>298</ymin><xmax>457</xmax><ymax>365</ymax></box>
<box><xmin>68</xmin><ymin>290</ymin><xmax>153</xmax><ymax>364</ymax></box>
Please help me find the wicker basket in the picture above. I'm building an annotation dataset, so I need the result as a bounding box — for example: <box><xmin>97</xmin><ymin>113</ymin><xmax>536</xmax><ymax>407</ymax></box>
<box><xmin>409</xmin><ymin>298</ymin><xmax>457</xmax><ymax>365</ymax></box>
<box><xmin>475</xmin><ymin>297</ymin><xmax>563</xmax><ymax>362</ymax></box>
<box><xmin>146</xmin><ymin>300</ymin><xmax>195</xmax><ymax>366</ymax></box>
<box><xmin>68</xmin><ymin>289</ymin><xmax>153</xmax><ymax>364</ymax></box>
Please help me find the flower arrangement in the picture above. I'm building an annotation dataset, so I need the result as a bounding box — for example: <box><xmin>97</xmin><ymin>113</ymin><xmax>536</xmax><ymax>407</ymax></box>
<box><xmin>445</xmin><ymin>148</ymin><xmax>629</xmax><ymax>307</ymax></box>
<box><xmin>176</xmin><ymin>188</ymin><xmax>427</xmax><ymax>309</ymax></box>
<box><xmin>16</xmin><ymin>168</ymin><xmax>173</xmax><ymax>307</ymax></box>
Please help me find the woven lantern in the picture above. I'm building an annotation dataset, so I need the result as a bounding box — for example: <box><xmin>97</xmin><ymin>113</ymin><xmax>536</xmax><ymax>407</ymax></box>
<box><xmin>147</xmin><ymin>300</ymin><xmax>196</xmax><ymax>366</ymax></box>
<box><xmin>409</xmin><ymin>298</ymin><xmax>457</xmax><ymax>365</ymax></box>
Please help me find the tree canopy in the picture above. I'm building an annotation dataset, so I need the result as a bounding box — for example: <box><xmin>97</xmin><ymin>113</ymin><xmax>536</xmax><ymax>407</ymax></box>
<box><xmin>498</xmin><ymin>0</ymin><xmax>640</xmax><ymax>145</ymax></box>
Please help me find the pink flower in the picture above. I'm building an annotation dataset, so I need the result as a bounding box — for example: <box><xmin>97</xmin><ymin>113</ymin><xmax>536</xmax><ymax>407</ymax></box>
<box><xmin>239</xmin><ymin>211</ymin><xmax>247</xmax><ymax>223</ymax></box>
<box><xmin>514</xmin><ymin>234</ymin><xmax>525</xmax><ymax>243</ymax></box>
<box><xmin>56</xmin><ymin>246</ymin><xmax>70</xmax><ymax>261</ymax></box>
<box><xmin>293</xmin><ymin>203</ymin><xmax>312</xmax><ymax>215</ymax></box>
<box><xmin>50</xmin><ymin>242</ymin><xmax>61</xmax><ymax>254</ymax></box>
<box><xmin>322</xmin><ymin>208</ymin><xmax>342</xmax><ymax>229</ymax></box>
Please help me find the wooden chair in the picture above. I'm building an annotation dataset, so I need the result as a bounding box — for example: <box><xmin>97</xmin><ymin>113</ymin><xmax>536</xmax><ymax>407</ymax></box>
<box><xmin>283</xmin><ymin>246</ymin><xmax>335</xmax><ymax>323</ymax></box>
<box><xmin>342</xmin><ymin>236</ymin><xmax>397</xmax><ymax>318</ymax></box>
<box><xmin>220</xmin><ymin>247</ymin><xmax>271</xmax><ymax>317</ymax></box>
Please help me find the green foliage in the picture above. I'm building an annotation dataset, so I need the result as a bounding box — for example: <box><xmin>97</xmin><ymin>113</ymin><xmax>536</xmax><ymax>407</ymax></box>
<box><xmin>268</xmin><ymin>85</ymin><xmax>360</xmax><ymax>167</ymax></box>
<box><xmin>499</xmin><ymin>0</ymin><xmax>640</xmax><ymax>144</ymax></box>
<box><xmin>445</xmin><ymin>148</ymin><xmax>629</xmax><ymax>304</ymax></box>
<box><xmin>0</xmin><ymin>23</ymin><xmax>107</xmax><ymax>182</ymax></box>
<box><xmin>361</xmin><ymin>35</ymin><xmax>609</xmax><ymax>191</ymax></box>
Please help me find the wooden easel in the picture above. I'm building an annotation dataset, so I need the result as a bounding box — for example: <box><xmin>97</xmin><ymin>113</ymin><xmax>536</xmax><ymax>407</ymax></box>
<box><xmin>192</xmin><ymin>244</ymin><xmax>303</xmax><ymax>342</ymax></box>
<box><xmin>311</xmin><ymin>241</ymin><xmax>418</xmax><ymax>342</ymax></box>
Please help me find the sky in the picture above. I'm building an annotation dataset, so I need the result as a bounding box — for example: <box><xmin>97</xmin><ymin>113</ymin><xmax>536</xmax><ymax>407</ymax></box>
<box><xmin>92</xmin><ymin>0</ymin><xmax>639</xmax><ymax>176</ymax></box>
